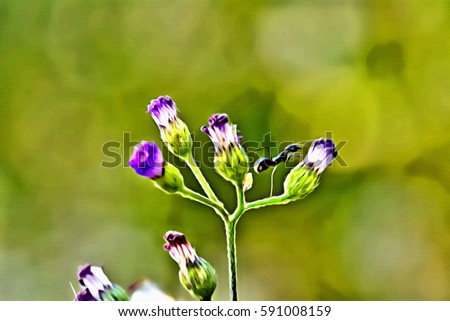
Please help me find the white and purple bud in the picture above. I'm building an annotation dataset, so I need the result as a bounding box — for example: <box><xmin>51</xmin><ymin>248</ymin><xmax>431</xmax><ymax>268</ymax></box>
<box><xmin>148</xmin><ymin>96</ymin><xmax>193</xmax><ymax>159</ymax></box>
<box><xmin>283</xmin><ymin>138</ymin><xmax>337</xmax><ymax>200</ymax></box>
<box><xmin>201</xmin><ymin>114</ymin><xmax>242</xmax><ymax>153</ymax></box>
<box><xmin>164</xmin><ymin>231</ymin><xmax>217</xmax><ymax>301</ymax></box>
<box><xmin>300</xmin><ymin>138</ymin><xmax>337</xmax><ymax>174</ymax></box>
<box><xmin>75</xmin><ymin>265</ymin><xmax>128</xmax><ymax>301</ymax></box>
<box><xmin>201</xmin><ymin>114</ymin><xmax>248</xmax><ymax>185</ymax></box>
<box><xmin>129</xmin><ymin>141</ymin><xmax>185</xmax><ymax>193</ymax></box>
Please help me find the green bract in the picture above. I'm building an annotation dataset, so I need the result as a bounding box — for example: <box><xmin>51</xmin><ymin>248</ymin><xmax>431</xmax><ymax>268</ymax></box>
<box><xmin>283</xmin><ymin>165</ymin><xmax>320</xmax><ymax>201</ymax></box>
<box><xmin>160</xmin><ymin>119</ymin><xmax>193</xmax><ymax>159</ymax></box>
<box><xmin>154</xmin><ymin>163</ymin><xmax>185</xmax><ymax>194</ymax></box>
<box><xmin>179</xmin><ymin>259</ymin><xmax>217</xmax><ymax>301</ymax></box>
<box><xmin>215</xmin><ymin>146</ymin><xmax>249</xmax><ymax>186</ymax></box>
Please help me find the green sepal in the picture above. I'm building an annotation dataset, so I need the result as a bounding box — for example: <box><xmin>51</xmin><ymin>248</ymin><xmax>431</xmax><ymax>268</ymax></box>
<box><xmin>283</xmin><ymin>165</ymin><xmax>320</xmax><ymax>201</ymax></box>
<box><xmin>154</xmin><ymin>163</ymin><xmax>185</xmax><ymax>194</ymax></box>
<box><xmin>101</xmin><ymin>284</ymin><xmax>129</xmax><ymax>301</ymax></box>
<box><xmin>215</xmin><ymin>146</ymin><xmax>249</xmax><ymax>185</ymax></box>
<box><xmin>160</xmin><ymin>119</ymin><xmax>193</xmax><ymax>159</ymax></box>
<box><xmin>179</xmin><ymin>258</ymin><xmax>217</xmax><ymax>301</ymax></box>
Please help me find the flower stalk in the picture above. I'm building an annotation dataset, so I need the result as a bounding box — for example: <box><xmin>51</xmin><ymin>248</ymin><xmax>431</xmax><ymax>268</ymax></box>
<box><xmin>225</xmin><ymin>218</ymin><xmax>238</xmax><ymax>301</ymax></box>
<box><xmin>185</xmin><ymin>155</ymin><xmax>227</xmax><ymax>217</ymax></box>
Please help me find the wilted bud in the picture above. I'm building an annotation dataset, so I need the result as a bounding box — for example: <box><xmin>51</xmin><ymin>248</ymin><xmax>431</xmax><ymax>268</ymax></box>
<box><xmin>148</xmin><ymin>96</ymin><xmax>193</xmax><ymax>159</ymax></box>
<box><xmin>129</xmin><ymin>141</ymin><xmax>185</xmax><ymax>193</ymax></box>
<box><xmin>283</xmin><ymin>138</ymin><xmax>337</xmax><ymax>200</ymax></box>
<box><xmin>201</xmin><ymin>114</ymin><xmax>249</xmax><ymax>185</ymax></box>
<box><xmin>164</xmin><ymin>231</ymin><xmax>217</xmax><ymax>301</ymax></box>
<box><xmin>75</xmin><ymin>265</ymin><xmax>129</xmax><ymax>301</ymax></box>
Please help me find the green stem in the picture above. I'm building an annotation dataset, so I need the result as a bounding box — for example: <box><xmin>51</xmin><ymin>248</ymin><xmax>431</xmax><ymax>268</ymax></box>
<box><xmin>245</xmin><ymin>193</ymin><xmax>291</xmax><ymax>212</ymax></box>
<box><xmin>179</xmin><ymin>187</ymin><xmax>223</xmax><ymax>213</ymax></box>
<box><xmin>225</xmin><ymin>184</ymin><xmax>246</xmax><ymax>301</ymax></box>
<box><xmin>231</xmin><ymin>184</ymin><xmax>246</xmax><ymax>221</ymax></box>
<box><xmin>186</xmin><ymin>155</ymin><xmax>222</xmax><ymax>205</ymax></box>
<box><xmin>226</xmin><ymin>218</ymin><xmax>238</xmax><ymax>301</ymax></box>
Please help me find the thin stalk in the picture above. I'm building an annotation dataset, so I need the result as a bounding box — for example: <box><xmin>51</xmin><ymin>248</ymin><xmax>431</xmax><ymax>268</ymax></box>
<box><xmin>225</xmin><ymin>184</ymin><xmax>246</xmax><ymax>301</ymax></box>
<box><xmin>245</xmin><ymin>193</ymin><xmax>291</xmax><ymax>212</ymax></box>
<box><xmin>186</xmin><ymin>155</ymin><xmax>222</xmax><ymax>205</ymax></box>
<box><xmin>225</xmin><ymin>219</ymin><xmax>238</xmax><ymax>301</ymax></box>
<box><xmin>230</xmin><ymin>184</ymin><xmax>245</xmax><ymax>221</ymax></box>
<box><xmin>179</xmin><ymin>187</ymin><xmax>228</xmax><ymax>222</ymax></box>
<box><xmin>179</xmin><ymin>187</ymin><xmax>222</xmax><ymax>213</ymax></box>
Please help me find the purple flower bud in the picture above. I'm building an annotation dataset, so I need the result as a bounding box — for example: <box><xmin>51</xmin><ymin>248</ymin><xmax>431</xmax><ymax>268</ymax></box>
<box><xmin>201</xmin><ymin>114</ymin><xmax>249</xmax><ymax>184</ymax></box>
<box><xmin>147</xmin><ymin>96</ymin><xmax>193</xmax><ymax>158</ymax></box>
<box><xmin>147</xmin><ymin>96</ymin><xmax>178</xmax><ymax>129</ymax></box>
<box><xmin>163</xmin><ymin>231</ymin><xmax>198</xmax><ymax>268</ymax></box>
<box><xmin>128</xmin><ymin>141</ymin><xmax>165</xmax><ymax>180</ymax></box>
<box><xmin>301</xmin><ymin>138</ymin><xmax>337</xmax><ymax>174</ymax></box>
<box><xmin>201</xmin><ymin>114</ymin><xmax>242</xmax><ymax>154</ymax></box>
<box><xmin>163</xmin><ymin>231</ymin><xmax>217</xmax><ymax>301</ymax></box>
<box><xmin>77</xmin><ymin>265</ymin><xmax>113</xmax><ymax>301</ymax></box>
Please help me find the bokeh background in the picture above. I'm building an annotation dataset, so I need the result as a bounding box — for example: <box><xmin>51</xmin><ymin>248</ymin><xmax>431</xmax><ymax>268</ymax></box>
<box><xmin>1</xmin><ymin>0</ymin><xmax>449</xmax><ymax>300</ymax></box>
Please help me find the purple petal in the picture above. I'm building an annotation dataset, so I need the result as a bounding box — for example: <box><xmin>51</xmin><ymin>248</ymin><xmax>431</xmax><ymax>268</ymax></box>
<box><xmin>77</xmin><ymin>264</ymin><xmax>93</xmax><ymax>280</ymax></box>
<box><xmin>128</xmin><ymin>141</ymin><xmax>165</xmax><ymax>179</ymax></box>
<box><xmin>147</xmin><ymin>96</ymin><xmax>178</xmax><ymax>128</ymax></box>
<box><xmin>303</xmin><ymin>138</ymin><xmax>337</xmax><ymax>174</ymax></box>
<box><xmin>75</xmin><ymin>288</ymin><xmax>97</xmax><ymax>301</ymax></box>
<box><xmin>201</xmin><ymin>113</ymin><xmax>241</xmax><ymax>152</ymax></box>
<box><xmin>163</xmin><ymin>231</ymin><xmax>198</xmax><ymax>266</ymax></box>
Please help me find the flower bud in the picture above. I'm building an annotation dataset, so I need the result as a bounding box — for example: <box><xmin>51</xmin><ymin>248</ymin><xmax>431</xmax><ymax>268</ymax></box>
<box><xmin>148</xmin><ymin>96</ymin><xmax>193</xmax><ymax>159</ymax></box>
<box><xmin>129</xmin><ymin>141</ymin><xmax>185</xmax><ymax>193</ymax></box>
<box><xmin>283</xmin><ymin>138</ymin><xmax>337</xmax><ymax>200</ymax></box>
<box><xmin>128</xmin><ymin>141</ymin><xmax>164</xmax><ymax>180</ymax></box>
<box><xmin>164</xmin><ymin>231</ymin><xmax>217</xmax><ymax>301</ymax></box>
<box><xmin>301</xmin><ymin>138</ymin><xmax>337</xmax><ymax>174</ymax></box>
<box><xmin>201</xmin><ymin>114</ymin><xmax>249</xmax><ymax>185</ymax></box>
<box><xmin>75</xmin><ymin>265</ymin><xmax>129</xmax><ymax>301</ymax></box>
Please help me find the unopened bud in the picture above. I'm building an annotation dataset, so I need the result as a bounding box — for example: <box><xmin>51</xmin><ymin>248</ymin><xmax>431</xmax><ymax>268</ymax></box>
<box><xmin>164</xmin><ymin>231</ymin><xmax>217</xmax><ymax>301</ymax></box>
<box><xmin>201</xmin><ymin>114</ymin><xmax>249</xmax><ymax>185</ymax></box>
<box><xmin>148</xmin><ymin>96</ymin><xmax>193</xmax><ymax>159</ymax></box>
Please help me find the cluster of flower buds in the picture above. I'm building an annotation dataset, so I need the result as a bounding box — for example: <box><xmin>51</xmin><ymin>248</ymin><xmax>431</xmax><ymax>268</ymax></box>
<box><xmin>283</xmin><ymin>138</ymin><xmax>337</xmax><ymax>200</ymax></box>
<box><xmin>164</xmin><ymin>231</ymin><xmax>217</xmax><ymax>301</ymax></box>
<box><xmin>129</xmin><ymin>96</ymin><xmax>252</xmax><ymax>191</ymax></box>
<box><xmin>75</xmin><ymin>265</ymin><xmax>129</xmax><ymax>301</ymax></box>
<box><xmin>122</xmin><ymin>95</ymin><xmax>338</xmax><ymax>302</ymax></box>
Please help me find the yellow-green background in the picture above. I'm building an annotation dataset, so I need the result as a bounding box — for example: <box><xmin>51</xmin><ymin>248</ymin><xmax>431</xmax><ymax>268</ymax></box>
<box><xmin>0</xmin><ymin>0</ymin><xmax>449</xmax><ymax>300</ymax></box>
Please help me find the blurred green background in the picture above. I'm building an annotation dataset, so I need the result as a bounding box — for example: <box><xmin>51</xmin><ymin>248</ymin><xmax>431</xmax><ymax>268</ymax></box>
<box><xmin>1</xmin><ymin>0</ymin><xmax>449</xmax><ymax>300</ymax></box>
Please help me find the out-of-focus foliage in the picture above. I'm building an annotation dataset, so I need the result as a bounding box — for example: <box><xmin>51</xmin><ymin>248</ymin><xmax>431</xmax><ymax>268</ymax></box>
<box><xmin>0</xmin><ymin>0</ymin><xmax>449</xmax><ymax>300</ymax></box>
